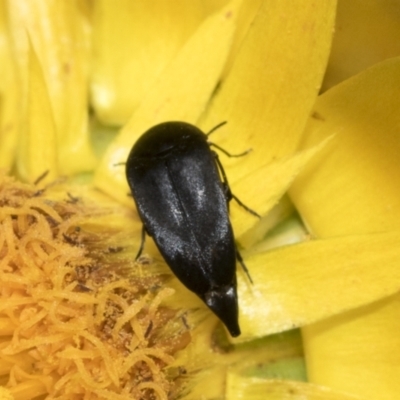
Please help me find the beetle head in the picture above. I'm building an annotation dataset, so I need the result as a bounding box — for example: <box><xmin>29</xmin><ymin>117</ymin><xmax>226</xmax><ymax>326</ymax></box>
<box><xmin>203</xmin><ymin>284</ymin><xmax>240</xmax><ymax>337</ymax></box>
<box><xmin>131</xmin><ymin>121</ymin><xmax>207</xmax><ymax>158</ymax></box>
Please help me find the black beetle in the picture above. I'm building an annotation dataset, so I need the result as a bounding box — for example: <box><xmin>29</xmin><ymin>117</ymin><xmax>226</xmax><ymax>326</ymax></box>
<box><xmin>125</xmin><ymin>121</ymin><xmax>259</xmax><ymax>337</ymax></box>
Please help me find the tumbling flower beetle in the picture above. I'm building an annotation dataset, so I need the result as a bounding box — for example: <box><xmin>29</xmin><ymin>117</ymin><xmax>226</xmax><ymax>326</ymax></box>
<box><xmin>125</xmin><ymin>121</ymin><xmax>259</xmax><ymax>337</ymax></box>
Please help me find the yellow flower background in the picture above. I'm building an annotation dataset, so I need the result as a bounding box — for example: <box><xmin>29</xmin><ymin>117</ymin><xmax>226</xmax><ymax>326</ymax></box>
<box><xmin>1</xmin><ymin>0</ymin><xmax>400</xmax><ymax>399</ymax></box>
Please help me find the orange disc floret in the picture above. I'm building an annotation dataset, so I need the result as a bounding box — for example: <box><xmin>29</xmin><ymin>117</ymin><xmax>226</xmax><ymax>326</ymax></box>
<box><xmin>0</xmin><ymin>173</ymin><xmax>191</xmax><ymax>400</ymax></box>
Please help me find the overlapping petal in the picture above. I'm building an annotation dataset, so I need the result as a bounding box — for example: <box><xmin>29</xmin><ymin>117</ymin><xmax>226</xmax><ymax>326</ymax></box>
<box><xmin>237</xmin><ymin>231</ymin><xmax>400</xmax><ymax>342</ymax></box>
<box><xmin>290</xmin><ymin>58</ymin><xmax>400</xmax><ymax>398</ymax></box>
<box><xmin>8</xmin><ymin>0</ymin><xmax>95</xmax><ymax>174</ymax></box>
<box><xmin>303</xmin><ymin>295</ymin><xmax>400</xmax><ymax>400</ymax></box>
<box><xmin>16</xmin><ymin>39</ymin><xmax>58</xmax><ymax>184</ymax></box>
<box><xmin>322</xmin><ymin>0</ymin><xmax>400</xmax><ymax>91</ymax></box>
<box><xmin>94</xmin><ymin>0</ymin><xmax>241</xmax><ymax>203</ymax></box>
<box><xmin>90</xmin><ymin>0</ymin><xmax>222</xmax><ymax>125</ymax></box>
<box><xmin>200</xmin><ymin>1</ymin><xmax>336</xmax><ymax>183</ymax></box>
<box><xmin>0</xmin><ymin>0</ymin><xmax>20</xmax><ymax>170</ymax></box>
<box><xmin>226</xmin><ymin>375</ymin><xmax>362</xmax><ymax>400</ymax></box>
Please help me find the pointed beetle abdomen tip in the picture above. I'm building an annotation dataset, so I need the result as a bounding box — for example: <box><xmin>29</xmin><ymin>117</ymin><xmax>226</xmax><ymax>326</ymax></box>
<box><xmin>203</xmin><ymin>284</ymin><xmax>240</xmax><ymax>337</ymax></box>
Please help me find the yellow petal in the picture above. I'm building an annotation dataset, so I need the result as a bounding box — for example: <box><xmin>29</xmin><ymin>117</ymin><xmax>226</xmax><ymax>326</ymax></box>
<box><xmin>0</xmin><ymin>387</ymin><xmax>13</xmax><ymax>400</ymax></box>
<box><xmin>226</xmin><ymin>375</ymin><xmax>362</xmax><ymax>400</ymax></box>
<box><xmin>290</xmin><ymin>57</ymin><xmax>400</xmax><ymax>236</ymax></box>
<box><xmin>16</xmin><ymin>39</ymin><xmax>58</xmax><ymax>184</ymax></box>
<box><xmin>241</xmin><ymin>200</ymin><xmax>308</xmax><ymax>253</ymax></box>
<box><xmin>94</xmin><ymin>1</ymin><xmax>239</xmax><ymax>204</ymax></box>
<box><xmin>178</xmin><ymin>323</ymin><xmax>304</xmax><ymax>400</ymax></box>
<box><xmin>232</xmin><ymin>137</ymin><xmax>331</xmax><ymax>241</ymax></box>
<box><xmin>90</xmin><ymin>0</ymin><xmax>211</xmax><ymax>125</ymax></box>
<box><xmin>222</xmin><ymin>0</ymin><xmax>263</xmax><ymax>77</ymax></box>
<box><xmin>229</xmin><ymin>329</ymin><xmax>304</xmax><ymax>376</ymax></box>
<box><xmin>235</xmin><ymin>231</ymin><xmax>400</xmax><ymax>342</ymax></box>
<box><xmin>183</xmin><ymin>366</ymin><xmax>227</xmax><ymax>400</ymax></box>
<box><xmin>0</xmin><ymin>0</ymin><xmax>20</xmax><ymax>170</ymax></box>
<box><xmin>322</xmin><ymin>0</ymin><xmax>400</xmax><ymax>91</ymax></box>
<box><xmin>303</xmin><ymin>295</ymin><xmax>400</xmax><ymax>400</ymax></box>
<box><xmin>290</xmin><ymin>58</ymin><xmax>400</xmax><ymax>397</ymax></box>
<box><xmin>8</xmin><ymin>0</ymin><xmax>96</xmax><ymax>175</ymax></box>
<box><xmin>200</xmin><ymin>0</ymin><xmax>336</xmax><ymax>184</ymax></box>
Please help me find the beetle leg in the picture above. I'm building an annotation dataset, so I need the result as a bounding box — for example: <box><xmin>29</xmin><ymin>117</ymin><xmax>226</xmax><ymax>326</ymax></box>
<box><xmin>213</xmin><ymin>151</ymin><xmax>230</xmax><ymax>189</ymax></box>
<box><xmin>207</xmin><ymin>121</ymin><xmax>250</xmax><ymax>156</ymax></box>
<box><xmin>236</xmin><ymin>248</ymin><xmax>253</xmax><ymax>284</ymax></box>
<box><xmin>213</xmin><ymin>151</ymin><xmax>232</xmax><ymax>198</ymax></box>
<box><xmin>34</xmin><ymin>170</ymin><xmax>50</xmax><ymax>185</ymax></box>
<box><xmin>222</xmin><ymin>183</ymin><xmax>233</xmax><ymax>203</ymax></box>
<box><xmin>135</xmin><ymin>225</ymin><xmax>146</xmax><ymax>260</ymax></box>
<box><xmin>231</xmin><ymin>194</ymin><xmax>261</xmax><ymax>219</ymax></box>
<box><xmin>213</xmin><ymin>151</ymin><xmax>261</xmax><ymax>218</ymax></box>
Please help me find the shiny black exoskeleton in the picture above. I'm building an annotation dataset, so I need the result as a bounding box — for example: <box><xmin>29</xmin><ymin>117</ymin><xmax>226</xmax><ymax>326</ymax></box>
<box><xmin>126</xmin><ymin>121</ymin><xmax>258</xmax><ymax>337</ymax></box>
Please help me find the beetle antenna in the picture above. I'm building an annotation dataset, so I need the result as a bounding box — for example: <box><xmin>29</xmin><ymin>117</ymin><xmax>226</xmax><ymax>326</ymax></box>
<box><xmin>114</xmin><ymin>162</ymin><xmax>126</xmax><ymax>167</ymax></box>
<box><xmin>210</xmin><ymin>142</ymin><xmax>252</xmax><ymax>158</ymax></box>
<box><xmin>206</xmin><ymin>121</ymin><xmax>227</xmax><ymax>136</ymax></box>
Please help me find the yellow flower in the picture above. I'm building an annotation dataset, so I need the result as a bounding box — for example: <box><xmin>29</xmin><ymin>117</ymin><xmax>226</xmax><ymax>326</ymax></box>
<box><xmin>1</xmin><ymin>0</ymin><xmax>399</xmax><ymax>399</ymax></box>
<box><xmin>0</xmin><ymin>173</ymin><xmax>191</xmax><ymax>399</ymax></box>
